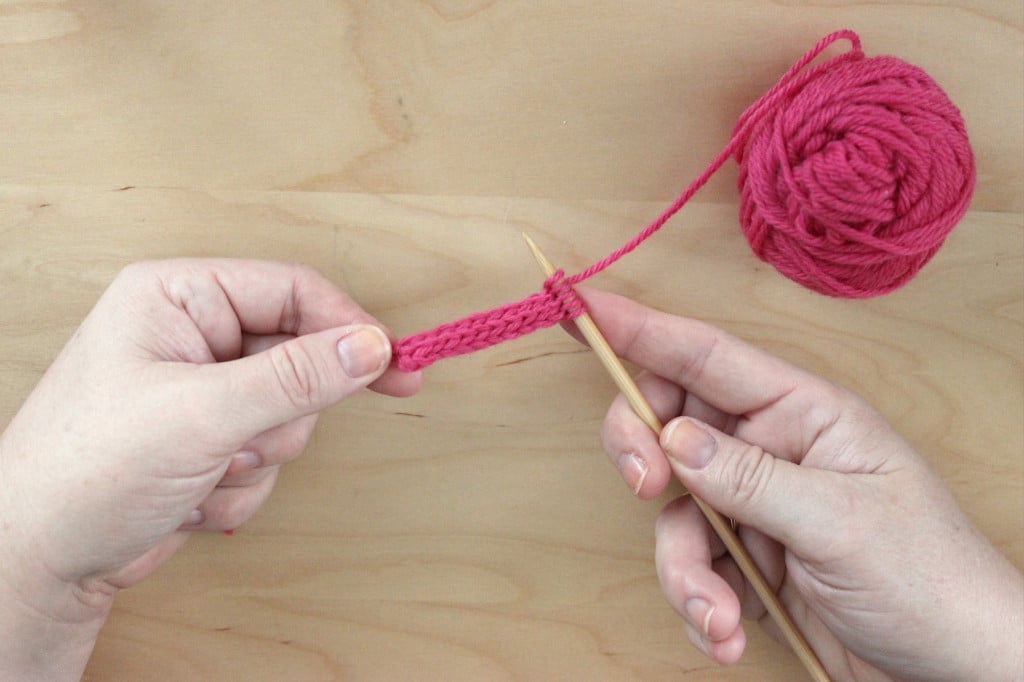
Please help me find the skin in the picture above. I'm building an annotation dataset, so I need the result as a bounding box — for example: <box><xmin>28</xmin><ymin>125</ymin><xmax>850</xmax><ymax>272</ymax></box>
<box><xmin>0</xmin><ymin>259</ymin><xmax>421</xmax><ymax>680</ymax></box>
<box><xmin>582</xmin><ymin>287</ymin><xmax>1023</xmax><ymax>682</ymax></box>
<box><xmin>0</xmin><ymin>262</ymin><xmax>1020</xmax><ymax>680</ymax></box>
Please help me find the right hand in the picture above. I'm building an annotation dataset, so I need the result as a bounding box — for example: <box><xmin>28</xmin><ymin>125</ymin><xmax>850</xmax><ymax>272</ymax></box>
<box><xmin>583</xmin><ymin>288</ymin><xmax>1023</xmax><ymax>681</ymax></box>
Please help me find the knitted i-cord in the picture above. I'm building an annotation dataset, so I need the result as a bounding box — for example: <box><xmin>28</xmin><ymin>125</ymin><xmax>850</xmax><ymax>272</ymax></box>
<box><xmin>393</xmin><ymin>30</ymin><xmax>975</xmax><ymax>372</ymax></box>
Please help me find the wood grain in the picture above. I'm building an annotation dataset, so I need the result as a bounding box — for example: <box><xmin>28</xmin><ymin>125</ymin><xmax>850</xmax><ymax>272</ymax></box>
<box><xmin>0</xmin><ymin>2</ymin><xmax>1020</xmax><ymax>680</ymax></box>
<box><xmin>0</xmin><ymin>2</ymin><xmax>1021</xmax><ymax>210</ymax></box>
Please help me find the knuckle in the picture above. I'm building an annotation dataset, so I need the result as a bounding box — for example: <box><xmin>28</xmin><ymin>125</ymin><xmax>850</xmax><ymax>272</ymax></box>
<box><xmin>268</xmin><ymin>343</ymin><xmax>326</xmax><ymax>410</ymax></box>
<box><xmin>653</xmin><ymin>506</ymin><xmax>672</xmax><ymax>537</ymax></box>
<box><xmin>217</xmin><ymin>492</ymin><xmax>259</xmax><ymax>530</ymax></box>
<box><xmin>819</xmin><ymin>379</ymin><xmax>852</xmax><ymax>405</ymax></box>
<box><xmin>721</xmin><ymin>442</ymin><xmax>775</xmax><ymax>510</ymax></box>
<box><xmin>219</xmin><ymin>467</ymin><xmax>269</xmax><ymax>489</ymax></box>
<box><xmin>599</xmin><ymin>416</ymin><xmax>620</xmax><ymax>453</ymax></box>
<box><xmin>805</xmin><ymin>381</ymin><xmax>851</xmax><ymax>421</ymax></box>
<box><xmin>290</xmin><ymin>263</ymin><xmax>326</xmax><ymax>298</ymax></box>
<box><xmin>215</xmin><ymin>473</ymin><xmax>278</xmax><ymax>530</ymax></box>
<box><xmin>292</xmin><ymin>262</ymin><xmax>324</xmax><ymax>280</ymax></box>
<box><xmin>280</xmin><ymin>264</ymin><xmax>325</xmax><ymax>332</ymax></box>
<box><xmin>112</xmin><ymin>261</ymin><xmax>156</xmax><ymax>292</ymax></box>
<box><xmin>655</xmin><ymin>560</ymin><xmax>691</xmax><ymax>612</ymax></box>
<box><xmin>276</xmin><ymin>422</ymin><xmax>314</xmax><ymax>461</ymax></box>
<box><xmin>675</xmin><ymin>326</ymin><xmax>722</xmax><ymax>387</ymax></box>
<box><xmin>116</xmin><ymin>261</ymin><xmax>146</xmax><ymax>281</ymax></box>
<box><xmin>655</xmin><ymin>495</ymin><xmax>691</xmax><ymax>534</ymax></box>
<box><xmin>655</xmin><ymin>497</ymin><xmax>704</xmax><ymax>553</ymax></box>
<box><xmin>600</xmin><ymin>403</ymin><xmax>631</xmax><ymax>452</ymax></box>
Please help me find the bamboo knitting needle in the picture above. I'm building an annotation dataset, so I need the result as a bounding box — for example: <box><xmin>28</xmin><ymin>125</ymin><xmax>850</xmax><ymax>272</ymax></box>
<box><xmin>522</xmin><ymin>233</ymin><xmax>830</xmax><ymax>682</ymax></box>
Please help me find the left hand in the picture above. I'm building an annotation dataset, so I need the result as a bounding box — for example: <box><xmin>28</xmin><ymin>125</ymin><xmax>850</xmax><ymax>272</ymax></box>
<box><xmin>0</xmin><ymin>259</ymin><xmax>421</xmax><ymax>680</ymax></box>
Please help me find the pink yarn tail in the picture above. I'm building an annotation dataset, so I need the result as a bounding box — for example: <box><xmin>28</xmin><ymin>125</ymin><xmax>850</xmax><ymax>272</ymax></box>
<box><xmin>394</xmin><ymin>270</ymin><xmax>584</xmax><ymax>372</ymax></box>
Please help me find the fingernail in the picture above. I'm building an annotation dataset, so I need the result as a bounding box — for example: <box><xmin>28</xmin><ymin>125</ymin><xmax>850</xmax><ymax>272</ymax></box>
<box><xmin>685</xmin><ymin>597</ymin><xmax>715</xmax><ymax>637</ymax></box>
<box><xmin>337</xmin><ymin>326</ymin><xmax>391</xmax><ymax>379</ymax></box>
<box><xmin>187</xmin><ymin>509</ymin><xmax>204</xmax><ymax>526</ymax></box>
<box><xmin>616</xmin><ymin>452</ymin><xmax>649</xmax><ymax>496</ymax></box>
<box><xmin>661</xmin><ymin>418</ymin><xmax>716</xmax><ymax>470</ymax></box>
<box><xmin>230</xmin><ymin>450</ymin><xmax>262</xmax><ymax>473</ymax></box>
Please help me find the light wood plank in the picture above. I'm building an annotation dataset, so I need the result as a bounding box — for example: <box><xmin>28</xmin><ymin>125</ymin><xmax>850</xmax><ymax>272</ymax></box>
<box><xmin>0</xmin><ymin>185</ymin><xmax>1019</xmax><ymax>679</ymax></box>
<box><xmin>0</xmin><ymin>2</ymin><xmax>1020</xmax><ymax>210</ymax></box>
<box><xmin>0</xmin><ymin>2</ymin><xmax>1021</xmax><ymax>678</ymax></box>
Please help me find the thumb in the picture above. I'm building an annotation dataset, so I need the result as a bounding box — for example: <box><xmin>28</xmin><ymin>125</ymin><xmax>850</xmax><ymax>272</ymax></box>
<box><xmin>196</xmin><ymin>324</ymin><xmax>392</xmax><ymax>442</ymax></box>
<box><xmin>660</xmin><ymin>417</ymin><xmax>842</xmax><ymax>557</ymax></box>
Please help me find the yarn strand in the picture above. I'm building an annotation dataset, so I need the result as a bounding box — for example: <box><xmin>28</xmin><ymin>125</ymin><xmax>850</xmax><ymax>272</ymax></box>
<box><xmin>567</xmin><ymin>30</ymin><xmax>865</xmax><ymax>287</ymax></box>
<box><xmin>393</xmin><ymin>30</ymin><xmax>974</xmax><ymax>372</ymax></box>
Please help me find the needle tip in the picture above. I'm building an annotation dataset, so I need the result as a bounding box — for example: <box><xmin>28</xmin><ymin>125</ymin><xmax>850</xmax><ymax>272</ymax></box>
<box><xmin>521</xmin><ymin>233</ymin><xmax>554</xmax><ymax>276</ymax></box>
<box><xmin>521</xmin><ymin>231</ymin><xmax>538</xmax><ymax>252</ymax></box>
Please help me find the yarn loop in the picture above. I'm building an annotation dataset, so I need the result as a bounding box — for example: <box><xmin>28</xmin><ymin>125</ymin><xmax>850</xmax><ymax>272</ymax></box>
<box><xmin>393</xmin><ymin>30</ymin><xmax>975</xmax><ymax>372</ymax></box>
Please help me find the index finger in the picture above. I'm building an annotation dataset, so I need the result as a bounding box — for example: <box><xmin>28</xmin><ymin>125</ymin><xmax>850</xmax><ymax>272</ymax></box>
<box><xmin>573</xmin><ymin>287</ymin><xmax>812</xmax><ymax>417</ymax></box>
<box><xmin>156</xmin><ymin>259</ymin><xmax>422</xmax><ymax>396</ymax></box>
<box><xmin>159</xmin><ymin>259</ymin><xmax>373</xmax><ymax>336</ymax></box>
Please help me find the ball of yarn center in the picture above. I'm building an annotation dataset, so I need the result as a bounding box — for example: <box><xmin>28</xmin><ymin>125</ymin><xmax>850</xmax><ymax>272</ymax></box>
<box><xmin>737</xmin><ymin>54</ymin><xmax>975</xmax><ymax>298</ymax></box>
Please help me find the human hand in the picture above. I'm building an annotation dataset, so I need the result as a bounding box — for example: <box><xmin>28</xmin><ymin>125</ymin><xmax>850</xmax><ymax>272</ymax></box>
<box><xmin>584</xmin><ymin>288</ymin><xmax>1022</xmax><ymax>681</ymax></box>
<box><xmin>0</xmin><ymin>259</ymin><xmax>421</xmax><ymax>680</ymax></box>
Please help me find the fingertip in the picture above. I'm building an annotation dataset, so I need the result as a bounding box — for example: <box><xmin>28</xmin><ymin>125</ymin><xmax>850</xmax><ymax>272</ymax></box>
<box><xmin>661</xmin><ymin>417</ymin><xmax>717</xmax><ymax>471</ymax></box>
<box><xmin>336</xmin><ymin>325</ymin><xmax>392</xmax><ymax>381</ymax></box>
<box><xmin>653</xmin><ymin>492</ymin><xmax>699</xmax><ymax>543</ymax></box>
<box><xmin>224</xmin><ymin>450</ymin><xmax>263</xmax><ymax>477</ymax></box>
<box><xmin>618</xmin><ymin>449</ymin><xmax>675</xmax><ymax>499</ymax></box>
<box><xmin>681</xmin><ymin>581</ymin><xmax>742</xmax><ymax>646</ymax></box>
<box><xmin>657</xmin><ymin>492</ymin><xmax>692</xmax><ymax>518</ymax></box>
<box><xmin>602</xmin><ymin>375</ymin><xmax>684</xmax><ymax>499</ymax></box>
<box><xmin>179</xmin><ymin>508</ymin><xmax>204</xmax><ymax>530</ymax></box>
<box><xmin>705</xmin><ymin>594</ymin><xmax>743</xmax><ymax>644</ymax></box>
<box><xmin>370</xmin><ymin>365</ymin><xmax>424</xmax><ymax>397</ymax></box>
<box><xmin>709</xmin><ymin>625</ymin><xmax>746</xmax><ymax>665</ymax></box>
<box><xmin>687</xmin><ymin>619</ymin><xmax>746</xmax><ymax>666</ymax></box>
<box><xmin>633</xmin><ymin>454</ymin><xmax>672</xmax><ymax>500</ymax></box>
<box><xmin>616</xmin><ymin>452</ymin><xmax>648</xmax><ymax>496</ymax></box>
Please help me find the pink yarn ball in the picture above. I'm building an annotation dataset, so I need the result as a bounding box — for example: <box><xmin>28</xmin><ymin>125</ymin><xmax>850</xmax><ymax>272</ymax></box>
<box><xmin>391</xmin><ymin>32</ymin><xmax>981</xmax><ymax>371</ymax></box>
<box><xmin>735</xmin><ymin>54</ymin><xmax>976</xmax><ymax>298</ymax></box>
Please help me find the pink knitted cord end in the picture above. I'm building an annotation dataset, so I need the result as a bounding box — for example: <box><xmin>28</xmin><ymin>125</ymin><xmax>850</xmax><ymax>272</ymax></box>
<box><xmin>393</xmin><ymin>270</ymin><xmax>584</xmax><ymax>372</ymax></box>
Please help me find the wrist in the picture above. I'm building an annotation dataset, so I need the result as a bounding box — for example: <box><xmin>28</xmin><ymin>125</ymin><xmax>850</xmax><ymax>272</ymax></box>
<box><xmin>969</xmin><ymin>554</ymin><xmax>1024</xmax><ymax>682</ymax></box>
<box><xmin>0</xmin><ymin>579</ymin><xmax>108</xmax><ymax>681</ymax></box>
<box><xmin>0</xmin><ymin>439</ymin><xmax>110</xmax><ymax>681</ymax></box>
<box><xmin>918</xmin><ymin>531</ymin><xmax>1024</xmax><ymax>682</ymax></box>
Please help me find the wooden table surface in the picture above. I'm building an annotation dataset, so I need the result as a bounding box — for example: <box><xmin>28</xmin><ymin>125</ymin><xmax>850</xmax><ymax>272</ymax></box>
<box><xmin>1</xmin><ymin>3</ymin><xmax>1021</xmax><ymax>680</ymax></box>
